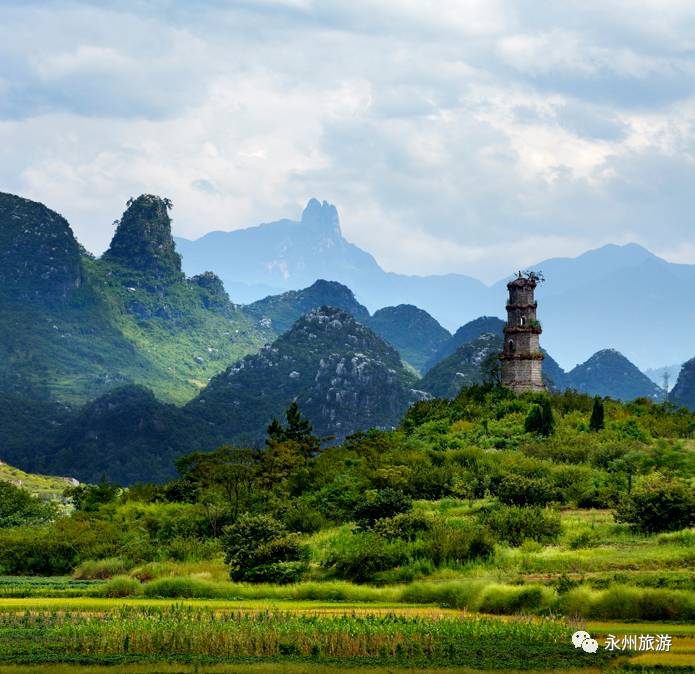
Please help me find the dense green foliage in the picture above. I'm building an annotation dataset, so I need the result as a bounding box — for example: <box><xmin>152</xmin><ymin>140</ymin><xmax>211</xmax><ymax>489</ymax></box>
<box><xmin>615</xmin><ymin>473</ymin><xmax>695</xmax><ymax>533</ymax></box>
<box><xmin>2</xmin><ymin>385</ymin><xmax>692</xmax><ymax>594</ymax></box>
<box><xmin>0</xmin><ymin>483</ymin><xmax>55</xmax><ymax>528</ymax></box>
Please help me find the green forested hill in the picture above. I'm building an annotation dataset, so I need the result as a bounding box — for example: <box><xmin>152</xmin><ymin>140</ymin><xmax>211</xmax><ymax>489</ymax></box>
<box><xmin>243</xmin><ymin>279</ymin><xmax>371</xmax><ymax>336</ymax></box>
<box><xmin>420</xmin><ymin>333</ymin><xmax>502</xmax><ymax>398</ymax></box>
<box><xmin>187</xmin><ymin>306</ymin><xmax>424</xmax><ymax>447</ymax></box>
<box><xmin>0</xmin><ymin>193</ymin><xmax>268</xmax><ymax>404</ymax></box>
<box><xmin>367</xmin><ymin>304</ymin><xmax>451</xmax><ymax>373</ymax></box>
<box><xmin>564</xmin><ymin>349</ymin><xmax>663</xmax><ymax>401</ymax></box>
<box><xmin>5</xmin><ymin>307</ymin><xmax>427</xmax><ymax>484</ymax></box>
<box><xmin>243</xmin><ymin>282</ymin><xmax>450</xmax><ymax>373</ymax></box>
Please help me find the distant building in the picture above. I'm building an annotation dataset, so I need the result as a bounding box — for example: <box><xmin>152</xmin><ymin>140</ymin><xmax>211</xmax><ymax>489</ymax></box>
<box><xmin>499</xmin><ymin>272</ymin><xmax>544</xmax><ymax>392</ymax></box>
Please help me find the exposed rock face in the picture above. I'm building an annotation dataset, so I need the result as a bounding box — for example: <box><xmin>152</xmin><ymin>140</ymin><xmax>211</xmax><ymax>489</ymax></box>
<box><xmin>244</xmin><ymin>279</ymin><xmax>370</xmax><ymax>335</ymax></box>
<box><xmin>420</xmin><ymin>333</ymin><xmax>503</xmax><ymax>398</ymax></box>
<box><xmin>367</xmin><ymin>304</ymin><xmax>451</xmax><ymax>373</ymax></box>
<box><xmin>103</xmin><ymin>195</ymin><xmax>182</xmax><ymax>279</ymax></box>
<box><xmin>187</xmin><ymin>306</ymin><xmax>423</xmax><ymax>445</ymax></box>
<box><xmin>671</xmin><ymin>357</ymin><xmax>695</xmax><ymax>411</ymax></box>
<box><xmin>0</xmin><ymin>192</ymin><xmax>82</xmax><ymax>301</ymax></box>
<box><xmin>564</xmin><ymin>349</ymin><xmax>662</xmax><ymax>401</ymax></box>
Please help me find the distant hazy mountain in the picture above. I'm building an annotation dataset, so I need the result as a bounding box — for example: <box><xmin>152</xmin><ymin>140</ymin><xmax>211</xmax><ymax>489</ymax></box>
<box><xmin>177</xmin><ymin>201</ymin><xmax>695</xmax><ymax>371</ymax></box>
<box><xmin>519</xmin><ymin>244</ymin><xmax>695</xmax><ymax>371</ymax></box>
<box><xmin>644</xmin><ymin>364</ymin><xmax>682</xmax><ymax>392</ymax></box>
<box><xmin>564</xmin><ymin>349</ymin><xmax>662</xmax><ymax>401</ymax></box>
<box><xmin>175</xmin><ymin>199</ymin><xmax>489</xmax><ymax>328</ymax></box>
<box><xmin>671</xmin><ymin>358</ymin><xmax>695</xmax><ymax>411</ymax></box>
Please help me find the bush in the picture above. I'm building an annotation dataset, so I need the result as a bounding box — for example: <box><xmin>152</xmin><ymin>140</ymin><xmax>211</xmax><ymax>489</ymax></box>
<box><xmin>496</xmin><ymin>474</ymin><xmax>558</xmax><ymax>506</ymax></box>
<box><xmin>95</xmin><ymin>575</ymin><xmax>142</xmax><ymax>598</ymax></box>
<box><xmin>353</xmin><ymin>489</ymin><xmax>412</xmax><ymax>530</ymax></box>
<box><xmin>657</xmin><ymin>527</ymin><xmax>695</xmax><ymax>547</ymax></box>
<box><xmin>400</xmin><ymin>580</ymin><xmax>486</xmax><ymax>609</ymax></box>
<box><xmin>479</xmin><ymin>506</ymin><xmax>562</xmax><ymax>547</ymax></box>
<box><xmin>130</xmin><ymin>561</ymin><xmax>178</xmax><ymax>582</ymax></box>
<box><xmin>221</xmin><ymin>514</ymin><xmax>308</xmax><ymax>583</ymax></box>
<box><xmin>73</xmin><ymin>557</ymin><xmax>129</xmax><ymax>580</ymax></box>
<box><xmin>475</xmin><ymin>584</ymin><xmax>552</xmax><ymax>614</ymax></box>
<box><xmin>615</xmin><ymin>473</ymin><xmax>695</xmax><ymax>533</ymax></box>
<box><xmin>371</xmin><ymin>512</ymin><xmax>430</xmax><ymax>541</ymax></box>
<box><xmin>322</xmin><ymin>533</ymin><xmax>410</xmax><ymax>583</ymax></box>
<box><xmin>143</xmin><ymin>577</ymin><xmax>219</xmax><ymax>598</ymax></box>
<box><xmin>567</xmin><ymin>530</ymin><xmax>601</xmax><ymax>550</ymax></box>
<box><xmin>165</xmin><ymin>536</ymin><xmax>220</xmax><ymax>562</ymax></box>
<box><xmin>426</xmin><ymin>518</ymin><xmax>495</xmax><ymax>566</ymax></box>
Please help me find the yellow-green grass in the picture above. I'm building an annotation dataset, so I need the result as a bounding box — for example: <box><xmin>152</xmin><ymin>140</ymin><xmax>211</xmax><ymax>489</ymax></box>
<box><xmin>0</xmin><ymin>462</ymin><xmax>75</xmax><ymax>502</ymax></box>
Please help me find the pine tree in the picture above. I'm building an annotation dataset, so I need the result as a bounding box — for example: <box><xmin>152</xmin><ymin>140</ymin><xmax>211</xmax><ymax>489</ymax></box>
<box><xmin>284</xmin><ymin>401</ymin><xmax>313</xmax><ymax>442</ymax></box>
<box><xmin>524</xmin><ymin>396</ymin><xmax>555</xmax><ymax>436</ymax></box>
<box><xmin>589</xmin><ymin>396</ymin><xmax>605</xmax><ymax>431</ymax></box>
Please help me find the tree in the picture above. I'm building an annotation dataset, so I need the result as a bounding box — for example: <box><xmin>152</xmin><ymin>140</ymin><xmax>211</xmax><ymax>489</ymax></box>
<box><xmin>0</xmin><ymin>482</ymin><xmax>56</xmax><ymax>528</ymax></box>
<box><xmin>589</xmin><ymin>396</ymin><xmax>605</xmax><ymax>432</ymax></box>
<box><xmin>64</xmin><ymin>481</ymin><xmax>120</xmax><ymax>512</ymax></box>
<box><xmin>266</xmin><ymin>401</ymin><xmax>319</xmax><ymax>457</ymax></box>
<box><xmin>615</xmin><ymin>473</ymin><xmax>695</xmax><ymax>533</ymax></box>
<box><xmin>481</xmin><ymin>352</ymin><xmax>502</xmax><ymax>385</ymax></box>
<box><xmin>221</xmin><ymin>513</ymin><xmax>308</xmax><ymax>583</ymax></box>
<box><xmin>175</xmin><ymin>446</ymin><xmax>257</xmax><ymax>522</ymax></box>
<box><xmin>353</xmin><ymin>488</ymin><xmax>413</xmax><ymax>530</ymax></box>
<box><xmin>524</xmin><ymin>397</ymin><xmax>555</xmax><ymax>436</ymax></box>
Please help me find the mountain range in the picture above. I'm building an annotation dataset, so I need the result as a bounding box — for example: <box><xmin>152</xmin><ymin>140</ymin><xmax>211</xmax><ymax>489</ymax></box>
<box><xmin>2</xmin><ymin>189</ymin><xmax>695</xmax><ymax>484</ymax></box>
<box><xmin>176</xmin><ymin>200</ymin><xmax>695</xmax><ymax>371</ymax></box>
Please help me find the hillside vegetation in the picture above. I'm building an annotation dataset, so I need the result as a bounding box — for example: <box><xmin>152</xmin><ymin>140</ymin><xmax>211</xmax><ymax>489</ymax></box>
<box><xmin>0</xmin><ymin>192</ymin><xmax>267</xmax><ymax>404</ymax></box>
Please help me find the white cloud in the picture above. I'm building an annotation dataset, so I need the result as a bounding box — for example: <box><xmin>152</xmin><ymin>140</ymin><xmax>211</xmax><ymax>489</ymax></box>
<box><xmin>1</xmin><ymin>0</ymin><xmax>695</xmax><ymax>282</ymax></box>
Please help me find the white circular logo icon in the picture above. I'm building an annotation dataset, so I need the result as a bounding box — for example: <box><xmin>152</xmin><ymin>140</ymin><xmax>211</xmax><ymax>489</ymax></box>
<box><xmin>582</xmin><ymin>638</ymin><xmax>599</xmax><ymax>653</ymax></box>
<box><xmin>572</xmin><ymin>631</ymin><xmax>591</xmax><ymax>649</ymax></box>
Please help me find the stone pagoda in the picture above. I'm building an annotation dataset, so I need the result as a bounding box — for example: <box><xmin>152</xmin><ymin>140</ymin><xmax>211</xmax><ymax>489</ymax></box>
<box><xmin>499</xmin><ymin>271</ymin><xmax>544</xmax><ymax>392</ymax></box>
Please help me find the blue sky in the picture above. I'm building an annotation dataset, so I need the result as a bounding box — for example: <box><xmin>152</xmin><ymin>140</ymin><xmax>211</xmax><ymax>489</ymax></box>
<box><xmin>1</xmin><ymin>0</ymin><xmax>695</xmax><ymax>281</ymax></box>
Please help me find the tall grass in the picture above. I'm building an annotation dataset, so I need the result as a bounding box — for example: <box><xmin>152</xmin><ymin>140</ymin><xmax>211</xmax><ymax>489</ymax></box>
<box><xmin>0</xmin><ymin>606</ymin><xmax>612</xmax><ymax>669</ymax></box>
<box><xmin>72</xmin><ymin>558</ymin><xmax>130</xmax><ymax>580</ymax></box>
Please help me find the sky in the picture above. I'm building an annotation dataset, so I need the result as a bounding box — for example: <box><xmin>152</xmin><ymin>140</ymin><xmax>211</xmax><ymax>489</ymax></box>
<box><xmin>1</xmin><ymin>0</ymin><xmax>695</xmax><ymax>283</ymax></box>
